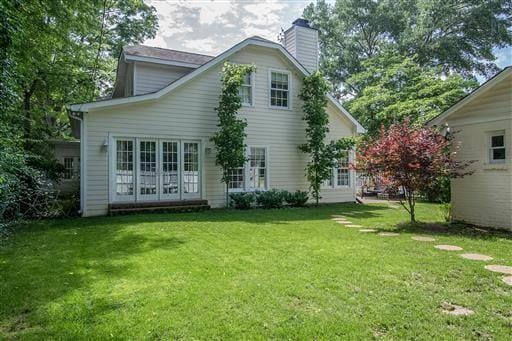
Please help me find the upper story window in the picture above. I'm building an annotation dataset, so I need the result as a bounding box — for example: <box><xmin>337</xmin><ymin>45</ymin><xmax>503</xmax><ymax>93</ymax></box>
<box><xmin>239</xmin><ymin>72</ymin><xmax>253</xmax><ymax>106</ymax></box>
<box><xmin>489</xmin><ymin>131</ymin><xmax>506</xmax><ymax>163</ymax></box>
<box><xmin>270</xmin><ymin>71</ymin><xmax>290</xmax><ymax>108</ymax></box>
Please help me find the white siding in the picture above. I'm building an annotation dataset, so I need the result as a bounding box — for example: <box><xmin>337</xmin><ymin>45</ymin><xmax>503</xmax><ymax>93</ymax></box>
<box><xmin>446</xmin><ymin>74</ymin><xmax>512</xmax><ymax>230</ymax></box>
<box><xmin>83</xmin><ymin>45</ymin><xmax>356</xmax><ymax>216</ymax></box>
<box><xmin>283</xmin><ymin>26</ymin><xmax>318</xmax><ymax>73</ymax></box>
<box><xmin>134</xmin><ymin>63</ymin><xmax>193</xmax><ymax>95</ymax></box>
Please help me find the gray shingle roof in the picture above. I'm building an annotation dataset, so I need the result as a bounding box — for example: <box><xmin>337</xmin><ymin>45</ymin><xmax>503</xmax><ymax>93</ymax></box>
<box><xmin>124</xmin><ymin>45</ymin><xmax>214</xmax><ymax>66</ymax></box>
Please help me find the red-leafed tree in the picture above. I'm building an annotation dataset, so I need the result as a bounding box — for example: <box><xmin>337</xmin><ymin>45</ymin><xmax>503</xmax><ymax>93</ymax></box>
<box><xmin>357</xmin><ymin>119</ymin><xmax>472</xmax><ymax>222</ymax></box>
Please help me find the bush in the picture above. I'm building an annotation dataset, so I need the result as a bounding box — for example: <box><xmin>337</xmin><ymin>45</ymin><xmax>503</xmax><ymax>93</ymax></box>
<box><xmin>229</xmin><ymin>192</ymin><xmax>255</xmax><ymax>209</ymax></box>
<box><xmin>285</xmin><ymin>190</ymin><xmax>309</xmax><ymax>207</ymax></box>
<box><xmin>256</xmin><ymin>189</ymin><xmax>287</xmax><ymax>209</ymax></box>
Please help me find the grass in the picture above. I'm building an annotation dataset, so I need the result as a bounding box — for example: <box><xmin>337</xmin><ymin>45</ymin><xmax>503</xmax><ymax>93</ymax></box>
<box><xmin>1</xmin><ymin>202</ymin><xmax>511</xmax><ymax>339</ymax></box>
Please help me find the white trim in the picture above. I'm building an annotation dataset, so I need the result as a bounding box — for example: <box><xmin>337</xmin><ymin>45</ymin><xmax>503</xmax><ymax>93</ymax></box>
<box><xmin>268</xmin><ymin>68</ymin><xmax>292</xmax><ymax>110</ymax></box>
<box><xmin>68</xmin><ymin>38</ymin><xmax>365</xmax><ymax>133</ymax></box>
<box><xmin>81</xmin><ymin>115</ymin><xmax>87</xmax><ymax>214</ymax></box>
<box><xmin>227</xmin><ymin>145</ymin><xmax>270</xmax><ymax>192</ymax></box>
<box><xmin>132</xmin><ymin>63</ymin><xmax>137</xmax><ymax>96</ymax></box>
<box><xmin>429</xmin><ymin>67</ymin><xmax>512</xmax><ymax>126</ymax></box>
<box><xmin>488</xmin><ymin>130</ymin><xmax>506</xmax><ymax>164</ymax></box>
<box><xmin>125</xmin><ymin>54</ymin><xmax>205</xmax><ymax>69</ymax></box>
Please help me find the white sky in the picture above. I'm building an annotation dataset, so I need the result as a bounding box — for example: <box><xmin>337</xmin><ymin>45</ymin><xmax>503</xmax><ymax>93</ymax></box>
<box><xmin>144</xmin><ymin>0</ymin><xmax>511</xmax><ymax>81</ymax></box>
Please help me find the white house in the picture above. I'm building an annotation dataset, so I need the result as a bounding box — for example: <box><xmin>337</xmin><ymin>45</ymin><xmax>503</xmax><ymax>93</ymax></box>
<box><xmin>69</xmin><ymin>19</ymin><xmax>365</xmax><ymax>217</ymax></box>
<box><xmin>429</xmin><ymin>67</ymin><xmax>512</xmax><ymax>230</ymax></box>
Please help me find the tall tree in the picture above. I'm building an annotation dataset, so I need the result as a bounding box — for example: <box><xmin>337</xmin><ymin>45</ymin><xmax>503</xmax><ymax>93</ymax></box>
<box><xmin>304</xmin><ymin>0</ymin><xmax>512</xmax><ymax>98</ymax></box>
<box><xmin>345</xmin><ymin>52</ymin><xmax>478</xmax><ymax>135</ymax></box>
<box><xmin>211</xmin><ymin>62</ymin><xmax>256</xmax><ymax>207</ymax></box>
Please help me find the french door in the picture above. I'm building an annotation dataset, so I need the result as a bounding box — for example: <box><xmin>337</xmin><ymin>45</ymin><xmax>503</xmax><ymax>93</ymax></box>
<box><xmin>112</xmin><ymin>138</ymin><xmax>200</xmax><ymax>202</ymax></box>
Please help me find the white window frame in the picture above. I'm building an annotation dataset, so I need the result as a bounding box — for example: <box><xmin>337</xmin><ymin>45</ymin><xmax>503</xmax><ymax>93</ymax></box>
<box><xmin>321</xmin><ymin>150</ymin><xmax>353</xmax><ymax>189</ymax></box>
<box><xmin>268</xmin><ymin>69</ymin><xmax>291</xmax><ymax>110</ymax></box>
<box><xmin>239</xmin><ymin>71</ymin><xmax>255</xmax><ymax>107</ymax></box>
<box><xmin>489</xmin><ymin>131</ymin><xmax>506</xmax><ymax>164</ymax></box>
<box><xmin>227</xmin><ymin>146</ymin><xmax>269</xmax><ymax>192</ymax></box>
<box><xmin>62</xmin><ymin>156</ymin><xmax>77</xmax><ymax>181</ymax></box>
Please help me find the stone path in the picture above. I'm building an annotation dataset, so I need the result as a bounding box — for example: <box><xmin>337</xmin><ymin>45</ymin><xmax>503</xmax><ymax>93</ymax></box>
<box><xmin>440</xmin><ymin>302</ymin><xmax>474</xmax><ymax>316</ymax></box>
<box><xmin>411</xmin><ymin>236</ymin><xmax>435</xmax><ymax>242</ymax></box>
<box><xmin>484</xmin><ymin>265</ymin><xmax>512</xmax><ymax>275</ymax></box>
<box><xmin>460</xmin><ymin>253</ymin><xmax>493</xmax><ymax>261</ymax></box>
<box><xmin>502</xmin><ymin>276</ymin><xmax>512</xmax><ymax>286</ymax></box>
<box><xmin>434</xmin><ymin>245</ymin><xmax>463</xmax><ymax>251</ymax></box>
<box><xmin>331</xmin><ymin>215</ymin><xmax>347</xmax><ymax>218</ymax></box>
<box><xmin>346</xmin><ymin>224</ymin><xmax>363</xmax><ymax>228</ymax></box>
<box><xmin>378</xmin><ymin>232</ymin><xmax>400</xmax><ymax>237</ymax></box>
<box><xmin>359</xmin><ymin>229</ymin><xmax>376</xmax><ymax>233</ymax></box>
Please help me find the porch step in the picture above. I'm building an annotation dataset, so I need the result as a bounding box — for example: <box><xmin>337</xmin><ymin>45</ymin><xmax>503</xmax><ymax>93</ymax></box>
<box><xmin>108</xmin><ymin>200</ymin><xmax>210</xmax><ymax>215</ymax></box>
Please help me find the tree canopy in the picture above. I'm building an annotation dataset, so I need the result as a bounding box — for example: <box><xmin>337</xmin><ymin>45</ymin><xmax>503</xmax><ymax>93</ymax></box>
<box><xmin>305</xmin><ymin>0</ymin><xmax>512</xmax><ymax>98</ymax></box>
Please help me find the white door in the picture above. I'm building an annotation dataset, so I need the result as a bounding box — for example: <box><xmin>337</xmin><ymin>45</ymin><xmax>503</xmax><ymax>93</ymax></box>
<box><xmin>113</xmin><ymin>138</ymin><xmax>135</xmax><ymax>202</ymax></box>
<box><xmin>182</xmin><ymin>141</ymin><xmax>200</xmax><ymax>199</ymax></box>
<box><xmin>137</xmin><ymin>139</ymin><xmax>158</xmax><ymax>201</ymax></box>
<box><xmin>160</xmin><ymin>140</ymin><xmax>180</xmax><ymax>200</ymax></box>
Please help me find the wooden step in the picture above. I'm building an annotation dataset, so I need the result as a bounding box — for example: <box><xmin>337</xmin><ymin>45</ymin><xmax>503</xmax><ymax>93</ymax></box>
<box><xmin>108</xmin><ymin>200</ymin><xmax>210</xmax><ymax>215</ymax></box>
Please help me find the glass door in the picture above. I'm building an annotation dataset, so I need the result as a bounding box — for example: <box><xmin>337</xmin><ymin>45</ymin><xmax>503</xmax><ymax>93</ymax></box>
<box><xmin>182</xmin><ymin>141</ymin><xmax>200</xmax><ymax>199</ymax></box>
<box><xmin>114</xmin><ymin>139</ymin><xmax>135</xmax><ymax>202</ymax></box>
<box><xmin>160</xmin><ymin>141</ymin><xmax>180</xmax><ymax>200</ymax></box>
<box><xmin>137</xmin><ymin>139</ymin><xmax>158</xmax><ymax>201</ymax></box>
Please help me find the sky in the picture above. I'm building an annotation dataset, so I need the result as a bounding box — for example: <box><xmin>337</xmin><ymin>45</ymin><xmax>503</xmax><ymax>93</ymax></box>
<box><xmin>144</xmin><ymin>0</ymin><xmax>511</xmax><ymax>82</ymax></box>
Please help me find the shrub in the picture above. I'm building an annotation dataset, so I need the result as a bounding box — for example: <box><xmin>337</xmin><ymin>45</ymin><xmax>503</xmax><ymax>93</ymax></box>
<box><xmin>256</xmin><ymin>189</ymin><xmax>287</xmax><ymax>209</ymax></box>
<box><xmin>285</xmin><ymin>190</ymin><xmax>309</xmax><ymax>207</ymax></box>
<box><xmin>229</xmin><ymin>192</ymin><xmax>255</xmax><ymax>209</ymax></box>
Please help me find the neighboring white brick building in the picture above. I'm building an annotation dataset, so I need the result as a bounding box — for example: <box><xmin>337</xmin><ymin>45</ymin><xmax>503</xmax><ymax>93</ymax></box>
<box><xmin>430</xmin><ymin>67</ymin><xmax>512</xmax><ymax>231</ymax></box>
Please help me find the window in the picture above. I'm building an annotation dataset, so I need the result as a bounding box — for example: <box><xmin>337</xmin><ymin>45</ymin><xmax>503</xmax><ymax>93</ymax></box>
<box><xmin>270</xmin><ymin>71</ymin><xmax>289</xmax><ymax>108</ymax></box>
<box><xmin>336</xmin><ymin>151</ymin><xmax>350</xmax><ymax>187</ymax></box>
<box><xmin>239</xmin><ymin>72</ymin><xmax>253</xmax><ymax>105</ymax></box>
<box><xmin>228</xmin><ymin>168</ymin><xmax>245</xmax><ymax>190</ymax></box>
<box><xmin>249</xmin><ymin>147</ymin><xmax>267</xmax><ymax>190</ymax></box>
<box><xmin>116</xmin><ymin>140</ymin><xmax>134</xmax><ymax>196</ymax></box>
<box><xmin>490</xmin><ymin>132</ymin><xmax>506</xmax><ymax>163</ymax></box>
<box><xmin>63</xmin><ymin>157</ymin><xmax>74</xmax><ymax>180</ymax></box>
<box><xmin>227</xmin><ymin>147</ymin><xmax>268</xmax><ymax>191</ymax></box>
<box><xmin>322</xmin><ymin>151</ymin><xmax>351</xmax><ymax>189</ymax></box>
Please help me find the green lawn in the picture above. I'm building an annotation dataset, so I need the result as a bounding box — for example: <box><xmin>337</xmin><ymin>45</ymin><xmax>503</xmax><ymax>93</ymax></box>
<box><xmin>1</xmin><ymin>203</ymin><xmax>511</xmax><ymax>339</ymax></box>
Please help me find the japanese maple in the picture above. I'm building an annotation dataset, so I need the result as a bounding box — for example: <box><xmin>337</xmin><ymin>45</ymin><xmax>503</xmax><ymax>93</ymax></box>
<box><xmin>357</xmin><ymin>120</ymin><xmax>471</xmax><ymax>222</ymax></box>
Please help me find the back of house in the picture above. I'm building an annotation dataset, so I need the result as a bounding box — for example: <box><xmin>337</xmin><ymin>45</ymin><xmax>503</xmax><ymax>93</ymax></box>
<box><xmin>430</xmin><ymin>67</ymin><xmax>512</xmax><ymax>230</ymax></box>
<box><xmin>69</xmin><ymin>19</ymin><xmax>364</xmax><ymax>217</ymax></box>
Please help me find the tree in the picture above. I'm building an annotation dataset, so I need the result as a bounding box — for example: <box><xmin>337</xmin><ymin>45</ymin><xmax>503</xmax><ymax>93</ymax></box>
<box><xmin>211</xmin><ymin>62</ymin><xmax>256</xmax><ymax>207</ymax></box>
<box><xmin>345</xmin><ymin>52</ymin><xmax>478</xmax><ymax>136</ymax></box>
<box><xmin>299</xmin><ymin>71</ymin><xmax>354</xmax><ymax>205</ymax></box>
<box><xmin>304</xmin><ymin>0</ymin><xmax>512</xmax><ymax>98</ymax></box>
<box><xmin>357</xmin><ymin>120</ymin><xmax>472</xmax><ymax>222</ymax></box>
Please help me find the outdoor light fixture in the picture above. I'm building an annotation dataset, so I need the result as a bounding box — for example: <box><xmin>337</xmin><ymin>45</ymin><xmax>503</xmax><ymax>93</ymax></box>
<box><xmin>101</xmin><ymin>138</ymin><xmax>109</xmax><ymax>152</ymax></box>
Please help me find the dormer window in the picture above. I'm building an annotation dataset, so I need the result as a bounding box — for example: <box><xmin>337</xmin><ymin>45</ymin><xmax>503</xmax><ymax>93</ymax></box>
<box><xmin>239</xmin><ymin>72</ymin><xmax>253</xmax><ymax>106</ymax></box>
<box><xmin>489</xmin><ymin>131</ymin><xmax>506</xmax><ymax>163</ymax></box>
<box><xmin>270</xmin><ymin>70</ymin><xmax>290</xmax><ymax>108</ymax></box>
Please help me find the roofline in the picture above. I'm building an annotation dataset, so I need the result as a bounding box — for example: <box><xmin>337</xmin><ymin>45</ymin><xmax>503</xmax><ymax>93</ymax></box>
<box><xmin>124</xmin><ymin>54</ymin><xmax>205</xmax><ymax>69</ymax></box>
<box><xmin>69</xmin><ymin>38</ymin><xmax>365</xmax><ymax>133</ymax></box>
<box><xmin>428</xmin><ymin>66</ymin><xmax>512</xmax><ymax>126</ymax></box>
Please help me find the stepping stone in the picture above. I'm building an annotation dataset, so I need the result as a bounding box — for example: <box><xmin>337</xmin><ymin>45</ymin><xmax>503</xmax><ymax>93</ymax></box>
<box><xmin>335</xmin><ymin>221</ymin><xmax>352</xmax><ymax>224</ymax></box>
<box><xmin>502</xmin><ymin>276</ymin><xmax>512</xmax><ymax>286</ymax></box>
<box><xmin>484</xmin><ymin>265</ymin><xmax>512</xmax><ymax>275</ymax></box>
<box><xmin>412</xmin><ymin>236</ymin><xmax>435</xmax><ymax>242</ymax></box>
<box><xmin>460</xmin><ymin>253</ymin><xmax>493</xmax><ymax>261</ymax></box>
<box><xmin>359</xmin><ymin>229</ymin><xmax>376</xmax><ymax>233</ymax></box>
<box><xmin>434</xmin><ymin>245</ymin><xmax>463</xmax><ymax>251</ymax></box>
<box><xmin>378</xmin><ymin>232</ymin><xmax>400</xmax><ymax>237</ymax></box>
<box><xmin>331</xmin><ymin>218</ymin><xmax>351</xmax><ymax>222</ymax></box>
<box><xmin>346</xmin><ymin>224</ymin><xmax>362</xmax><ymax>228</ymax></box>
<box><xmin>331</xmin><ymin>215</ymin><xmax>347</xmax><ymax>218</ymax></box>
<box><xmin>440</xmin><ymin>302</ymin><xmax>474</xmax><ymax>316</ymax></box>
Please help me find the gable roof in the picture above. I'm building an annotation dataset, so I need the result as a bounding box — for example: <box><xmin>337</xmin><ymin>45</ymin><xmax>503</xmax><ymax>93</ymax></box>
<box><xmin>428</xmin><ymin>66</ymin><xmax>512</xmax><ymax>126</ymax></box>
<box><xmin>123</xmin><ymin>45</ymin><xmax>214</xmax><ymax>67</ymax></box>
<box><xmin>69</xmin><ymin>37</ymin><xmax>365</xmax><ymax>133</ymax></box>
